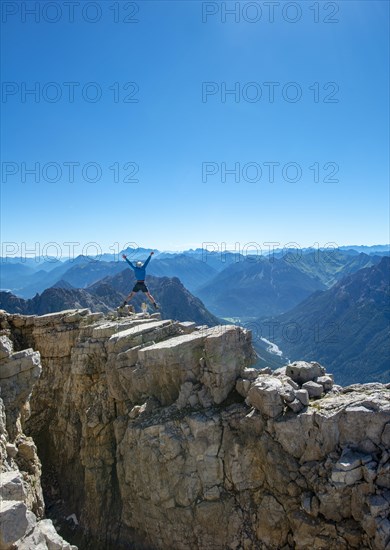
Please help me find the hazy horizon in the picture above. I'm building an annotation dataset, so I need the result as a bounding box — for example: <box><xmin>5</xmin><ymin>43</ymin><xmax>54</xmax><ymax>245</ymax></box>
<box><xmin>1</xmin><ymin>242</ymin><xmax>389</xmax><ymax>263</ymax></box>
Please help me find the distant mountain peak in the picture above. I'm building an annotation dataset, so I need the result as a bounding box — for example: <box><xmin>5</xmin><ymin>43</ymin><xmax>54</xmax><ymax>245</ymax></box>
<box><xmin>50</xmin><ymin>279</ymin><xmax>75</xmax><ymax>290</ymax></box>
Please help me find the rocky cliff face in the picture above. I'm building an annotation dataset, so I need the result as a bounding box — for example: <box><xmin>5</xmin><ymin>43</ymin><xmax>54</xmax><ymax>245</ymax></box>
<box><xmin>0</xmin><ymin>331</ymin><xmax>77</xmax><ymax>549</ymax></box>
<box><xmin>260</xmin><ymin>256</ymin><xmax>390</xmax><ymax>386</ymax></box>
<box><xmin>0</xmin><ymin>308</ymin><xmax>389</xmax><ymax>550</ymax></box>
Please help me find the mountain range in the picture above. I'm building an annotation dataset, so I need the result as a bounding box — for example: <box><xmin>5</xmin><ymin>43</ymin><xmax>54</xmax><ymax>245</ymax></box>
<box><xmin>88</xmin><ymin>270</ymin><xmax>220</xmax><ymax>326</ymax></box>
<box><xmin>281</xmin><ymin>249</ymin><xmax>382</xmax><ymax>287</ymax></box>
<box><xmin>3</xmin><ymin>247</ymin><xmax>386</xmax><ymax>301</ymax></box>
<box><xmin>1</xmin><ymin>245</ymin><xmax>389</xmax><ymax>384</ymax></box>
<box><xmin>0</xmin><ymin>287</ymin><xmax>113</xmax><ymax>315</ymax></box>
<box><xmin>258</xmin><ymin>256</ymin><xmax>390</xmax><ymax>385</ymax></box>
<box><xmin>0</xmin><ymin>271</ymin><xmax>220</xmax><ymax>327</ymax></box>
<box><xmin>196</xmin><ymin>256</ymin><xmax>327</xmax><ymax>318</ymax></box>
<box><xmin>1</xmin><ymin>254</ymin><xmax>219</xmax><ymax>298</ymax></box>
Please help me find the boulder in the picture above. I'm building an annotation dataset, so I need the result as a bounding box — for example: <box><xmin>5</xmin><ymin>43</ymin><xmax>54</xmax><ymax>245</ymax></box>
<box><xmin>331</xmin><ymin>449</ymin><xmax>369</xmax><ymax>485</ymax></box>
<box><xmin>286</xmin><ymin>361</ymin><xmax>325</xmax><ymax>385</ymax></box>
<box><xmin>257</xmin><ymin>367</ymin><xmax>272</xmax><ymax>375</ymax></box>
<box><xmin>302</xmin><ymin>381</ymin><xmax>324</xmax><ymax>398</ymax></box>
<box><xmin>287</xmin><ymin>398</ymin><xmax>304</xmax><ymax>413</ymax></box>
<box><xmin>331</xmin><ymin>466</ymin><xmax>363</xmax><ymax>485</ymax></box>
<box><xmin>240</xmin><ymin>368</ymin><xmax>261</xmax><ymax>381</ymax></box>
<box><xmin>0</xmin><ymin>500</ymin><xmax>35</xmax><ymax>549</ymax></box>
<box><xmin>201</xmin><ymin>325</ymin><xmax>253</xmax><ymax>404</ymax></box>
<box><xmin>246</xmin><ymin>376</ymin><xmax>284</xmax><ymax>418</ymax></box>
<box><xmin>177</xmin><ymin>321</ymin><xmax>197</xmax><ymax>334</ymax></box>
<box><xmin>0</xmin><ymin>335</ymin><xmax>13</xmax><ymax>360</ymax></box>
<box><xmin>317</xmin><ymin>375</ymin><xmax>334</xmax><ymax>392</ymax></box>
<box><xmin>280</xmin><ymin>384</ymin><xmax>296</xmax><ymax>403</ymax></box>
<box><xmin>295</xmin><ymin>389</ymin><xmax>309</xmax><ymax>406</ymax></box>
<box><xmin>0</xmin><ymin>471</ymin><xmax>26</xmax><ymax>501</ymax></box>
<box><xmin>6</xmin><ymin>443</ymin><xmax>18</xmax><ymax>458</ymax></box>
<box><xmin>17</xmin><ymin>519</ymin><xmax>78</xmax><ymax>550</ymax></box>
<box><xmin>285</xmin><ymin>377</ymin><xmax>299</xmax><ymax>390</ymax></box>
<box><xmin>236</xmin><ymin>377</ymin><xmax>251</xmax><ymax>398</ymax></box>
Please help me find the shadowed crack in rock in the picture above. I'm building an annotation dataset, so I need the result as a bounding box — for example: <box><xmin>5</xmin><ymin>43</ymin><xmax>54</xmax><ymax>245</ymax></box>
<box><xmin>0</xmin><ymin>308</ymin><xmax>389</xmax><ymax>550</ymax></box>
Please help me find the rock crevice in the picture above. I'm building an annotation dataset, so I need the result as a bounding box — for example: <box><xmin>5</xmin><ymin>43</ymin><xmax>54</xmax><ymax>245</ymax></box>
<box><xmin>0</xmin><ymin>328</ymin><xmax>77</xmax><ymax>550</ymax></box>
<box><xmin>0</xmin><ymin>308</ymin><xmax>389</xmax><ymax>550</ymax></box>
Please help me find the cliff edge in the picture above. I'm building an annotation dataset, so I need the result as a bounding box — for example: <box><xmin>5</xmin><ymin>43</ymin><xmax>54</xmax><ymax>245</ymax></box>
<box><xmin>0</xmin><ymin>308</ymin><xmax>389</xmax><ymax>549</ymax></box>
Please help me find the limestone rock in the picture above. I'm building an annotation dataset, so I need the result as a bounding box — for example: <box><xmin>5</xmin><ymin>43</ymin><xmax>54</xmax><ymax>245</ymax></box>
<box><xmin>5</xmin><ymin>442</ymin><xmax>17</xmax><ymax>458</ymax></box>
<box><xmin>257</xmin><ymin>367</ymin><xmax>272</xmax><ymax>375</ymax></box>
<box><xmin>280</xmin><ymin>384</ymin><xmax>296</xmax><ymax>403</ymax></box>
<box><xmin>317</xmin><ymin>375</ymin><xmax>334</xmax><ymax>391</ymax></box>
<box><xmin>0</xmin><ymin>312</ymin><xmax>77</xmax><ymax>550</ymax></box>
<box><xmin>246</xmin><ymin>376</ymin><xmax>284</xmax><ymax>418</ymax></box>
<box><xmin>201</xmin><ymin>325</ymin><xmax>252</xmax><ymax>404</ymax></box>
<box><xmin>241</xmin><ymin>367</ymin><xmax>262</xmax><ymax>381</ymax></box>
<box><xmin>273</xmin><ymin>366</ymin><xmax>286</xmax><ymax>376</ymax></box>
<box><xmin>235</xmin><ymin>377</ymin><xmax>251</xmax><ymax>398</ymax></box>
<box><xmin>177</xmin><ymin>321</ymin><xmax>197</xmax><ymax>334</ymax></box>
<box><xmin>0</xmin><ymin>471</ymin><xmax>27</xmax><ymax>501</ymax></box>
<box><xmin>109</xmin><ymin>324</ymin><xmax>252</xmax><ymax>407</ymax></box>
<box><xmin>374</xmin><ymin>517</ymin><xmax>390</xmax><ymax>550</ymax></box>
<box><xmin>0</xmin><ymin>309</ymin><xmax>389</xmax><ymax>550</ymax></box>
<box><xmin>0</xmin><ymin>500</ymin><xmax>35</xmax><ymax>549</ymax></box>
<box><xmin>382</xmin><ymin>422</ymin><xmax>390</xmax><ymax>447</ymax></box>
<box><xmin>0</xmin><ymin>348</ymin><xmax>42</xmax><ymax>440</ymax></box>
<box><xmin>0</xmin><ymin>335</ymin><xmax>13</xmax><ymax>359</ymax></box>
<box><xmin>285</xmin><ymin>377</ymin><xmax>299</xmax><ymax>390</ymax></box>
<box><xmin>377</xmin><ymin>461</ymin><xmax>390</xmax><ymax>489</ymax></box>
<box><xmin>331</xmin><ymin>466</ymin><xmax>363</xmax><ymax>485</ymax></box>
<box><xmin>107</xmin><ymin>319</ymin><xmax>175</xmax><ymax>354</ymax></box>
<box><xmin>286</xmin><ymin>361</ymin><xmax>325</xmax><ymax>385</ymax></box>
<box><xmin>0</xmin><ymin>349</ymin><xmax>41</xmax><ymax>380</ymax></box>
<box><xmin>116</xmin><ymin>330</ymin><xmax>206</xmax><ymax>405</ymax></box>
<box><xmin>17</xmin><ymin>519</ymin><xmax>78</xmax><ymax>550</ymax></box>
<box><xmin>287</xmin><ymin>398</ymin><xmax>304</xmax><ymax>413</ymax></box>
<box><xmin>368</xmin><ymin>494</ymin><xmax>389</xmax><ymax>516</ymax></box>
<box><xmin>295</xmin><ymin>389</ymin><xmax>310</xmax><ymax>406</ymax></box>
<box><xmin>302</xmin><ymin>380</ymin><xmax>324</xmax><ymax>398</ymax></box>
<box><xmin>255</xmin><ymin>494</ymin><xmax>290</xmax><ymax>547</ymax></box>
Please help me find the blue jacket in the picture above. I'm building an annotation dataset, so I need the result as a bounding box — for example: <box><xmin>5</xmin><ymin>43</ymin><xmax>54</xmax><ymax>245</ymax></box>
<box><xmin>124</xmin><ymin>254</ymin><xmax>151</xmax><ymax>280</ymax></box>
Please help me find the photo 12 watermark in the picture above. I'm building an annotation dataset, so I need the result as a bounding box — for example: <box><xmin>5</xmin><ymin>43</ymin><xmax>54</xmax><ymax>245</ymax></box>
<box><xmin>0</xmin><ymin>241</ymin><xmax>144</xmax><ymax>263</ymax></box>
<box><xmin>195</xmin><ymin>319</ymin><xmax>341</xmax><ymax>345</ymax></box>
<box><xmin>1</xmin><ymin>81</ymin><xmax>139</xmax><ymax>103</ymax></box>
<box><xmin>0</xmin><ymin>240</ymin><xmax>342</xmax><ymax>265</ymax></box>
<box><xmin>201</xmin><ymin>2</ymin><xmax>340</xmax><ymax>24</ymax></box>
<box><xmin>202</xmin><ymin>81</ymin><xmax>339</xmax><ymax>104</ymax></box>
<box><xmin>241</xmin><ymin>319</ymin><xmax>340</xmax><ymax>345</ymax></box>
<box><xmin>200</xmin><ymin>241</ymin><xmax>341</xmax><ymax>263</ymax></box>
<box><xmin>1</xmin><ymin>1</ymin><xmax>140</xmax><ymax>24</ymax></box>
<box><xmin>201</xmin><ymin>161</ymin><xmax>340</xmax><ymax>184</ymax></box>
<box><xmin>1</xmin><ymin>161</ymin><xmax>140</xmax><ymax>184</ymax></box>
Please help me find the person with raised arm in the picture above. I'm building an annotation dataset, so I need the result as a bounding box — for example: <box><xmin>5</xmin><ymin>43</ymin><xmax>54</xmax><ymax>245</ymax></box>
<box><xmin>121</xmin><ymin>251</ymin><xmax>158</xmax><ymax>309</ymax></box>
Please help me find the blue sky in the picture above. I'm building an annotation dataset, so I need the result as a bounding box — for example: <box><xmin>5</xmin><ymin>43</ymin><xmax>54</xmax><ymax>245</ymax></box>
<box><xmin>1</xmin><ymin>0</ymin><xmax>389</xmax><ymax>255</ymax></box>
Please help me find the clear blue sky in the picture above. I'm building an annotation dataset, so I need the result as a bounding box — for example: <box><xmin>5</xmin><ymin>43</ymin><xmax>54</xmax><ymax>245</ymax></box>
<box><xmin>1</xmin><ymin>0</ymin><xmax>389</xmax><ymax>255</ymax></box>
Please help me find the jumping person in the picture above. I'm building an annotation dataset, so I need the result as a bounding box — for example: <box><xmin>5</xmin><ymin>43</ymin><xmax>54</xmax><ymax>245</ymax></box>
<box><xmin>121</xmin><ymin>251</ymin><xmax>158</xmax><ymax>309</ymax></box>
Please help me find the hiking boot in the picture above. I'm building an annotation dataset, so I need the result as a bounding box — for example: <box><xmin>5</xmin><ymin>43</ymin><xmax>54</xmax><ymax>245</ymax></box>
<box><xmin>153</xmin><ymin>302</ymin><xmax>159</xmax><ymax>310</ymax></box>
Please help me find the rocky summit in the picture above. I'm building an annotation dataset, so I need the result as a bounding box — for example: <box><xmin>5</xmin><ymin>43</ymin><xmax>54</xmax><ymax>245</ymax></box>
<box><xmin>0</xmin><ymin>308</ymin><xmax>389</xmax><ymax>550</ymax></box>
